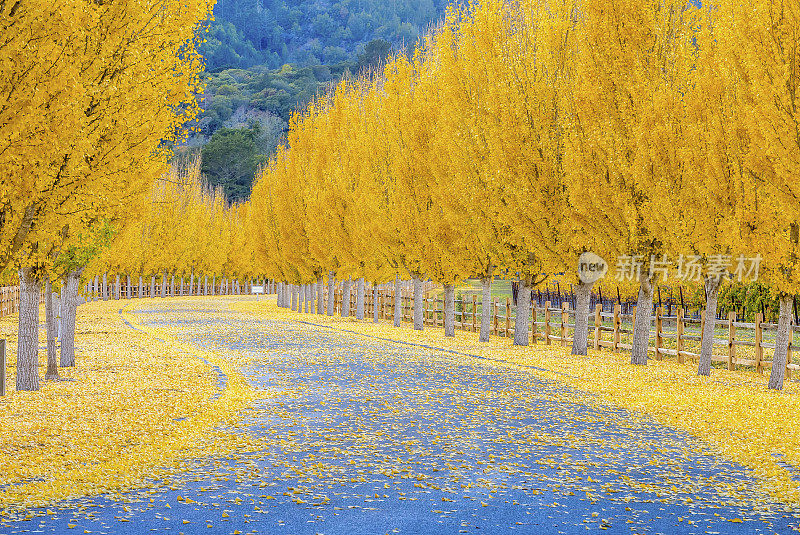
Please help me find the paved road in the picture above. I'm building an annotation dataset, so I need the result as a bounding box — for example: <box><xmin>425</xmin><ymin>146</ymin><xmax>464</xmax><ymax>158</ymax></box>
<box><xmin>3</xmin><ymin>298</ymin><xmax>799</xmax><ymax>535</ymax></box>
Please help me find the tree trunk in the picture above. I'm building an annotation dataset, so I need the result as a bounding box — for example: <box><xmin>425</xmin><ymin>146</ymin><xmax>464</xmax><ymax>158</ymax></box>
<box><xmin>697</xmin><ymin>276</ymin><xmax>722</xmax><ymax>376</ymax></box>
<box><xmin>394</xmin><ymin>274</ymin><xmax>402</xmax><ymax>327</ymax></box>
<box><xmin>769</xmin><ymin>294</ymin><xmax>793</xmax><ymax>390</ymax></box>
<box><xmin>373</xmin><ymin>283</ymin><xmax>380</xmax><ymax>323</ymax></box>
<box><xmin>412</xmin><ymin>277</ymin><xmax>424</xmax><ymax>330</ymax></box>
<box><xmin>60</xmin><ymin>269</ymin><xmax>81</xmax><ymax>367</ymax></box>
<box><xmin>327</xmin><ymin>273</ymin><xmax>336</xmax><ymax>316</ymax></box>
<box><xmin>513</xmin><ymin>279</ymin><xmax>532</xmax><ymax>346</ymax></box>
<box><xmin>480</xmin><ymin>276</ymin><xmax>493</xmax><ymax>342</ymax></box>
<box><xmin>299</xmin><ymin>284</ymin><xmax>305</xmax><ymax>312</ymax></box>
<box><xmin>356</xmin><ymin>278</ymin><xmax>365</xmax><ymax>320</ymax></box>
<box><xmin>139</xmin><ymin>275</ymin><xmax>144</xmax><ymax>299</ymax></box>
<box><xmin>342</xmin><ymin>277</ymin><xmax>352</xmax><ymax>317</ymax></box>
<box><xmin>171</xmin><ymin>274</ymin><xmax>175</xmax><ymax>297</ymax></box>
<box><xmin>45</xmin><ymin>279</ymin><xmax>59</xmax><ymax>380</ymax></box>
<box><xmin>443</xmin><ymin>283</ymin><xmax>456</xmax><ymax>337</ymax></box>
<box><xmin>571</xmin><ymin>280</ymin><xmax>594</xmax><ymax>355</ymax></box>
<box><xmin>291</xmin><ymin>284</ymin><xmax>298</xmax><ymax>311</ymax></box>
<box><xmin>151</xmin><ymin>275</ymin><xmax>156</xmax><ymax>297</ymax></box>
<box><xmin>317</xmin><ymin>277</ymin><xmax>324</xmax><ymax>315</ymax></box>
<box><xmin>630</xmin><ymin>274</ymin><xmax>654</xmax><ymax>366</ymax></box>
<box><xmin>17</xmin><ymin>267</ymin><xmax>41</xmax><ymax>391</ymax></box>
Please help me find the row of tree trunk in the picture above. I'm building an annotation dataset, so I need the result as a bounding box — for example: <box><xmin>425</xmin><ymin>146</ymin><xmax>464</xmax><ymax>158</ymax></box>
<box><xmin>274</xmin><ymin>273</ymin><xmax>794</xmax><ymax>390</ymax></box>
<box><xmin>16</xmin><ymin>267</ymin><xmax>83</xmax><ymax>391</ymax></box>
<box><xmin>273</xmin><ymin>275</ymin><xmax>593</xmax><ymax>353</ymax></box>
<box><xmin>15</xmin><ymin>268</ymin><xmax>789</xmax><ymax>392</ymax></box>
<box><xmin>86</xmin><ymin>272</ymin><xmax>251</xmax><ymax>301</ymax></box>
<box><xmin>12</xmin><ymin>270</ymin><xmax>271</xmax><ymax>392</ymax></box>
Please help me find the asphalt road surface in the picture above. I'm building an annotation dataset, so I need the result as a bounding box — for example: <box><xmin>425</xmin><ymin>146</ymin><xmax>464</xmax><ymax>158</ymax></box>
<box><xmin>2</xmin><ymin>298</ymin><xmax>798</xmax><ymax>535</ymax></box>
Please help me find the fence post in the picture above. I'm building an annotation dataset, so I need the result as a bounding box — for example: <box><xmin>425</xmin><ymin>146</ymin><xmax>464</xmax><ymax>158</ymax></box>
<box><xmin>677</xmin><ymin>308</ymin><xmax>685</xmax><ymax>364</ymax></box>
<box><xmin>0</xmin><ymin>339</ymin><xmax>5</xmax><ymax>397</ymax></box>
<box><xmin>655</xmin><ymin>307</ymin><xmax>663</xmax><ymax>360</ymax></box>
<box><xmin>505</xmin><ymin>297</ymin><xmax>511</xmax><ymax>338</ymax></box>
<box><xmin>787</xmin><ymin>322</ymin><xmax>794</xmax><ymax>380</ymax></box>
<box><xmin>560</xmin><ymin>302</ymin><xmax>568</xmax><ymax>347</ymax></box>
<box><xmin>544</xmin><ymin>301</ymin><xmax>552</xmax><ymax>345</ymax></box>
<box><xmin>531</xmin><ymin>305</ymin><xmax>538</xmax><ymax>344</ymax></box>
<box><xmin>727</xmin><ymin>311</ymin><xmax>736</xmax><ymax>371</ymax></box>
<box><xmin>472</xmin><ymin>295</ymin><xmax>477</xmax><ymax>332</ymax></box>
<box><xmin>594</xmin><ymin>304</ymin><xmax>602</xmax><ymax>351</ymax></box>
<box><xmin>754</xmin><ymin>312</ymin><xmax>763</xmax><ymax>374</ymax></box>
<box><xmin>613</xmin><ymin>304</ymin><xmax>621</xmax><ymax>352</ymax></box>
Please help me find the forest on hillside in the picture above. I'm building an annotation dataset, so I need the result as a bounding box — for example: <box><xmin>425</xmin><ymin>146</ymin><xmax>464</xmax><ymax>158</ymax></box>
<box><xmin>200</xmin><ymin>0</ymin><xmax>452</xmax><ymax>71</ymax></box>
<box><xmin>191</xmin><ymin>0</ymin><xmax>451</xmax><ymax>201</ymax></box>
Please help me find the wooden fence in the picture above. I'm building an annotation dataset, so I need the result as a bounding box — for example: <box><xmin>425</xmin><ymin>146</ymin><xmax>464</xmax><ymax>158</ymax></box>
<box><xmin>80</xmin><ymin>274</ymin><xmax>272</xmax><ymax>301</ymax></box>
<box><xmin>2</xmin><ymin>275</ymin><xmax>795</xmax><ymax>377</ymax></box>
<box><xmin>0</xmin><ymin>286</ymin><xmax>49</xmax><ymax>320</ymax></box>
<box><xmin>318</xmin><ymin>285</ymin><xmax>798</xmax><ymax>378</ymax></box>
<box><xmin>0</xmin><ymin>274</ymin><xmax>276</xmax><ymax>320</ymax></box>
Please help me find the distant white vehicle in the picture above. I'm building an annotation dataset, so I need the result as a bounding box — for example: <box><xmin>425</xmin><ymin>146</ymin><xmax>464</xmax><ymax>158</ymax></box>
<box><xmin>252</xmin><ymin>285</ymin><xmax>265</xmax><ymax>296</ymax></box>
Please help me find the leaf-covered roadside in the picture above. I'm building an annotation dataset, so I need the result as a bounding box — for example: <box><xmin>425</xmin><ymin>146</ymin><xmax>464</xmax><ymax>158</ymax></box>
<box><xmin>0</xmin><ymin>299</ymin><xmax>255</xmax><ymax>511</ymax></box>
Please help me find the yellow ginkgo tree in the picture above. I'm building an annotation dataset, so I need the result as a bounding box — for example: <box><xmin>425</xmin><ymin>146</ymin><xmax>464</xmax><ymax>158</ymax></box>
<box><xmin>566</xmin><ymin>0</ymin><xmax>695</xmax><ymax>365</ymax></box>
<box><xmin>710</xmin><ymin>0</ymin><xmax>800</xmax><ymax>389</ymax></box>
<box><xmin>7</xmin><ymin>0</ymin><xmax>211</xmax><ymax>392</ymax></box>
